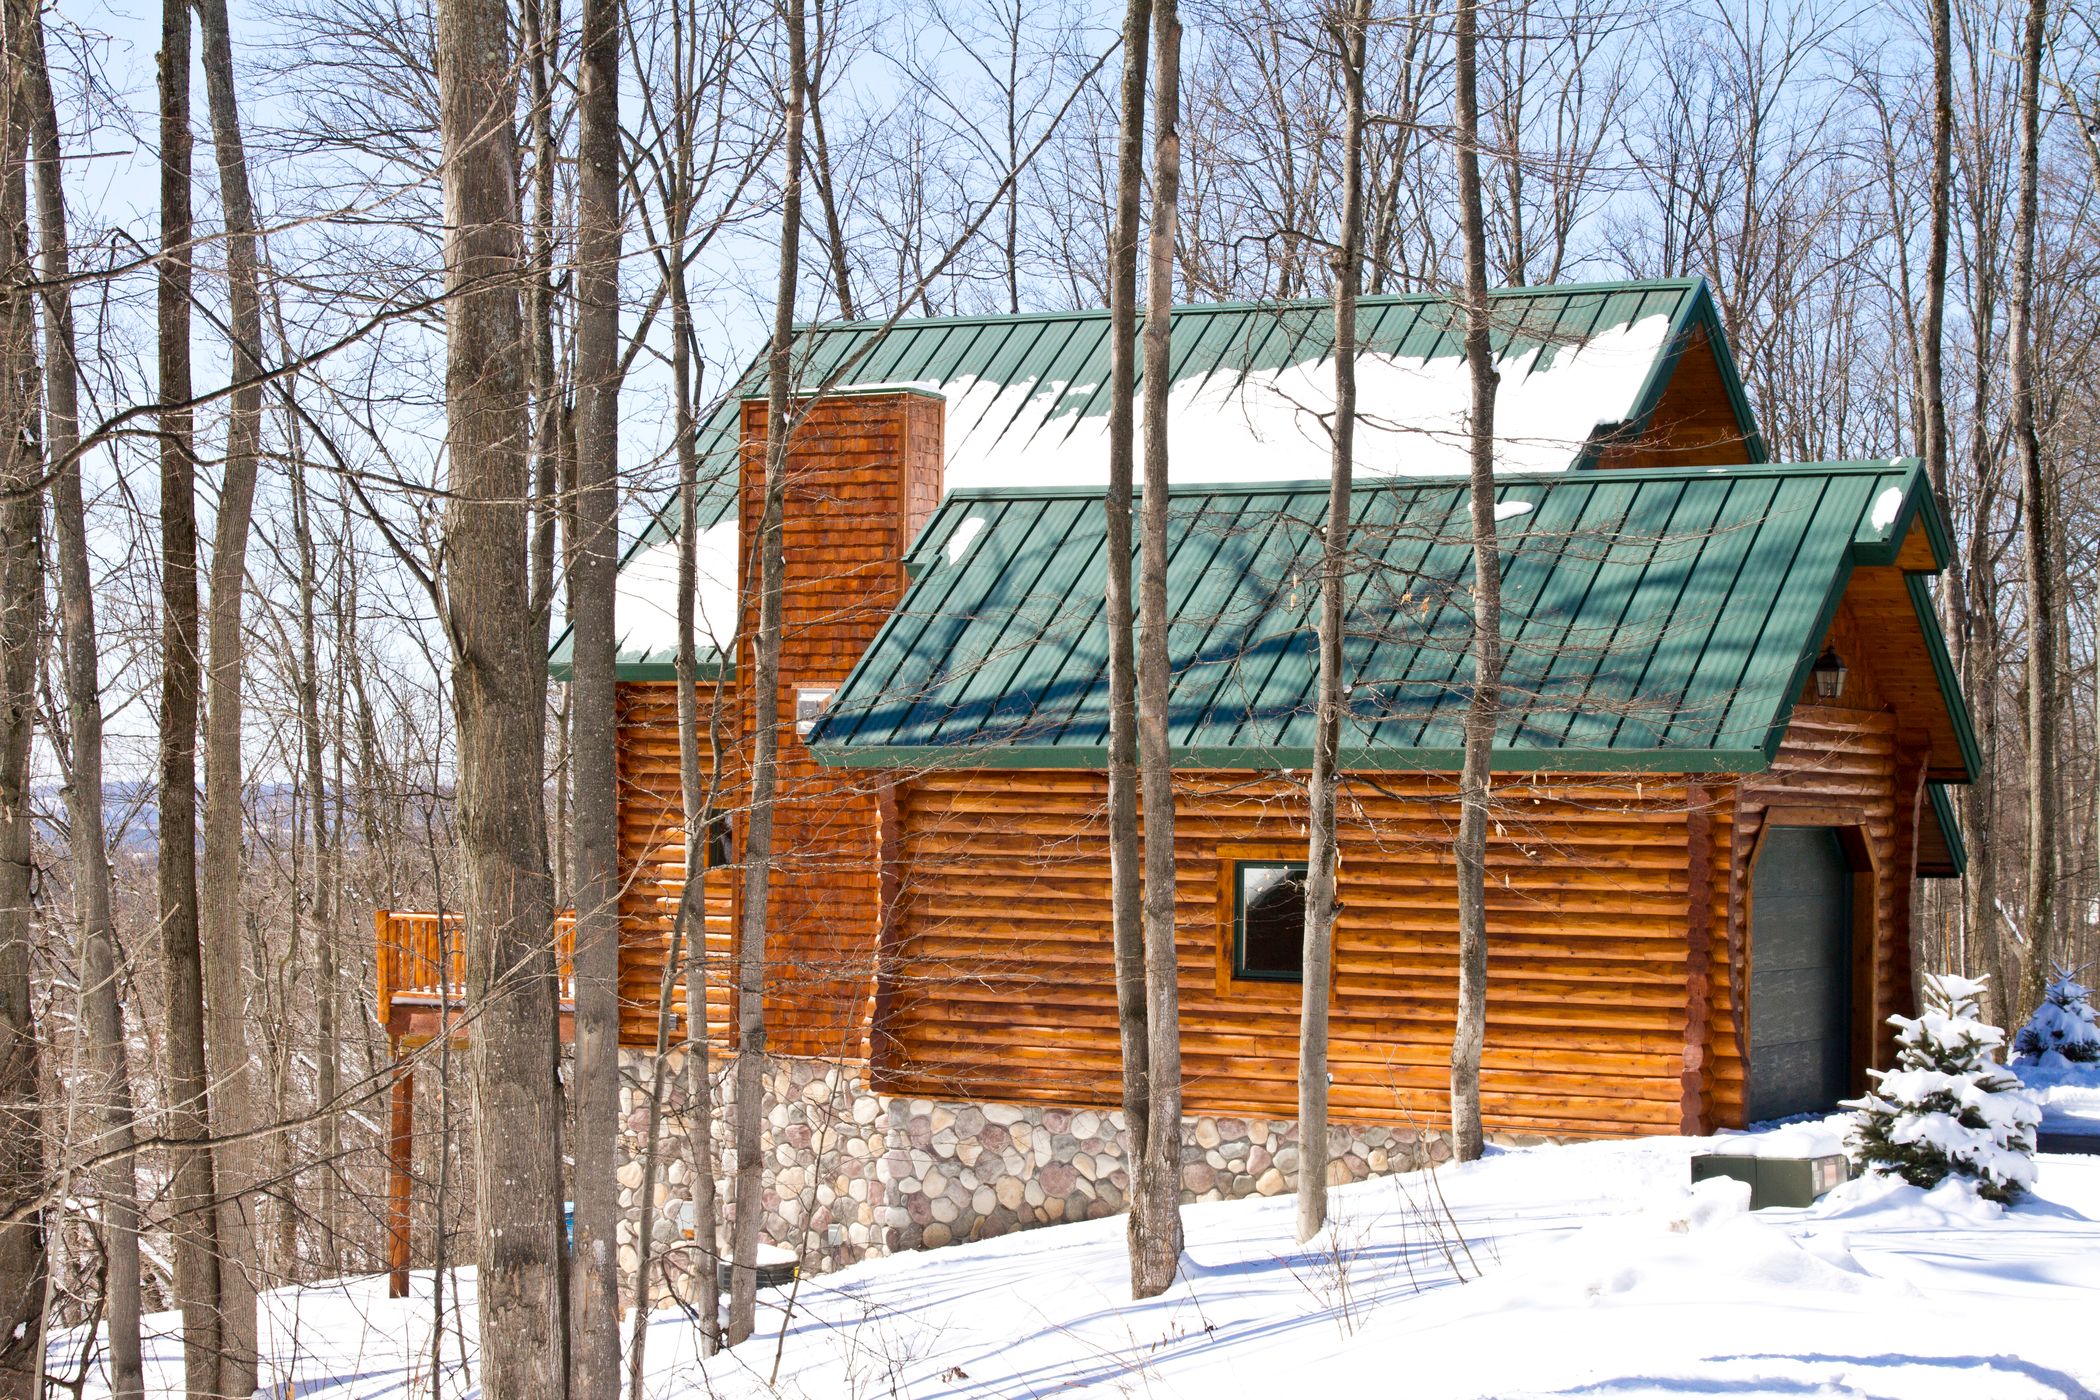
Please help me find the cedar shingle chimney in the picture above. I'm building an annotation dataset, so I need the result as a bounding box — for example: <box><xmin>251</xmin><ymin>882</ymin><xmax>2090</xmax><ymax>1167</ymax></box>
<box><xmin>736</xmin><ymin>389</ymin><xmax>944</xmax><ymax>1057</ymax></box>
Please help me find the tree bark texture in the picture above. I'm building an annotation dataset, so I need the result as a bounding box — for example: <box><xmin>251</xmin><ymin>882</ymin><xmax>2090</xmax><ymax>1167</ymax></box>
<box><xmin>524</xmin><ymin>0</ymin><xmax>561</xmax><ymax>649</ymax></box>
<box><xmin>1132</xmin><ymin>0</ymin><xmax>1185</xmax><ymax>1300</ymax></box>
<box><xmin>433</xmin><ymin>0</ymin><xmax>570</xmax><ymax>1386</ymax></box>
<box><xmin>626</xmin><ymin>418</ymin><xmax>715</xmax><ymax>1393</ymax></box>
<box><xmin>1919</xmin><ymin>0</ymin><xmax>1961</xmax><ymax>1007</ymax></box>
<box><xmin>194</xmin><ymin>0</ymin><xmax>268</xmax><ymax>1380</ymax></box>
<box><xmin>1922</xmin><ymin>0</ymin><xmax>1952</xmax><ymax>502</ymax></box>
<box><xmin>730</xmin><ymin>0</ymin><xmax>806</xmax><ymax>1345</ymax></box>
<box><xmin>288</xmin><ymin>434</ymin><xmax>341</xmax><ymax>1281</ymax></box>
<box><xmin>568</xmin><ymin>0</ymin><xmax>624</xmax><ymax>1381</ymax></box>
<box><xmin>1104</xmin><ymin>0</ymin><xmax>1152</xmax><ymax>1295</ymax></box>
<box><xmin>23</xmin><ymin>4</ymin><xmax>145</xmax><ymax>1385</ymax></box>
<box><xmin>155</xmin><ymin>0</ymin><xmax>228</xmax><ymax>1382</ymax></box>
<box><xmin>1297</xmin><ymin>0</ymin><xmax>1369</xmax><ymax>1245</ymax></box>
<box><xmin>671</xmin><ymin>264</ymin><xmax>722</xmax><ymax>1360</ymax></box>
<box><xmin>0</xmin><ymin>28</ymin><xmax>48</xmax><ymax>1389</ymax></box>
<box><xmin>2009</xmin><ymin>0</ymin><xmax>2055</xmax><ymax>1016</ymax></box>
<box><xmin>1450</xmin><ymin>0</ymin><xmax>1502</xmax><ymax>1164</ymax></box>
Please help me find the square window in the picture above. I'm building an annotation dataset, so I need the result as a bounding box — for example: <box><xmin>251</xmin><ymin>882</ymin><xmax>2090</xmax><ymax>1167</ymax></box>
<box><xmin>795</xmin><ymin>687</ymin><xmax>835</xmax><ymax>738</ymax></box>
<box><xmin>1234</xmin><ymin>861</ymin><xmax>1307</xmax><ymax>982</ymax></box>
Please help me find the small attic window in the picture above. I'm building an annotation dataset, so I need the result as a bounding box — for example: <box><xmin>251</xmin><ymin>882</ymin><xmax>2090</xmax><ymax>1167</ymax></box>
<box><xmin>945</xmin><ymin>515</ymin><xmax>989</xmax><ymax>565</ymax></box>
<box><xmin>794</xmin><ymin>686</ymin><xmax>834</xmax><ymax>738</ymax></box>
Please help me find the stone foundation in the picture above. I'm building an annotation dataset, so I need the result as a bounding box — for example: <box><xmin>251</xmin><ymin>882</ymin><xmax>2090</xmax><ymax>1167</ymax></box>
<box><xmin>615</xmin><ymin>1049</ymin><xmax>1483</xmax><ymax>1287</ymax></box>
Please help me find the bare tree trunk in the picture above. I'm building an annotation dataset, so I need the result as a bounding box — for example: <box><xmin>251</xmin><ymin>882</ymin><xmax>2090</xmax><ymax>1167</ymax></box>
<box><xmin>1001</xmin><ymin>8</ymin><xmax>1022</xmax><ymax>312</ymax></box>
<box><xmin>806</xmin><ymin>19</ymin><xmax>856</xmax><ymax>321</ymax></box>
<box><xmin>568</xmin><ymin>0</ymin><xmax>624</xmax><ymax>1381</ymax></box>
<box><xmin>194</xmin><ymin>0</ymin><xmax>268</xmax><ymax>1380</ymax></box>
<box><xmin>523</xmin><ymin>0</ymin><xmax>562</xmax><ymax>649</ymax></box>
<box><xmin>649</xmin><ymin>44</ymin><xmax>724</xmax><ymax>1357</ymax></box>
<box><xmin>0</xmin><ymin>32</ymin><xmax>47</xmax><ymax>1392</ymax></box>
<box><xmin>1297</xmin><ymin>0</ymin><xmax>1369</xmax><ymax>1245</ymax></box>
<box><xmin>1919</xmin><ymin>0</ymin><xmax>1960</xmax><ymax>1005</ymax></box>
<box><xmin>1960</xmin><ymin>246</ymin><xmax>2004</xmax><ymax>1012</ymax></box>
<box><xmin>2009</xmin><ymin>0</ymin><xmax>2054</xmax><ymax>1016</ymax></box>
<box><xmin>1131</xmin><ymin>0</ymin><xmax>1184</xmax><ymax>1301</ymax></box>
<box><xmin>623</xmin><ymin>383</ymin><xmax>717</xmax><ymax>1389</ymax></box>
<box><xmin>155</xmin><ymin>0</ymin><xmax>228</xmax><ymax>1381</ymax></box>
<box><xmin>624</xmin><ymin>932</ymin><xmax>683</xmax><ymax>1392</ymax></box>
<box><xmin>1103</xmin><ymin>0</ymin><xmax>1151</xmax><ymax>1295</ymax></box>
<box><xmin>22</xmin><ymin>6</ymin><xmax>144</xmax><ymax>1385</ymax></box>
<box><xmin>434</xmin><ymin>0</ymin><xmax>570</xmax><ymax>1384</ymax></box>
<box><xmin>730</xmin><ymin>0</ymin><xmax>807</xmax><ymax>1345</ymax></box>
<box><xmin>1922</xmin><ymin>0</ymin><xmax>1952</xmax><ymax>503</ymax></box>
<box><xmin>670</xmin><ymin>253</ymin><xmax>721</xmax><ymax>1361</ymax></box>
<box><xmin>621</xmin><ymin>689</ymin><xmax>697</xmax><ymax>1388</ymax></box>
<box><xmin>287</xmin><ymin>425</ymin><xmax>341</xmax><ymax>1280</ymax></box>
<box><xmin>1449</xmin><ymin>0</ymin><xmax>1502</xmax><ymax>1164</ymax></box>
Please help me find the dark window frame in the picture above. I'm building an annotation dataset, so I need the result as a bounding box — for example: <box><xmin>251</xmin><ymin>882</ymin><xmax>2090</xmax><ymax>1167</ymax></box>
<box><xmin>703</xmin><ymin>810</ymin><xmax>734</xmax><ymax>870</ymax></box>
<box><xmin>1232</xmin><ymin>859</ymin><xmax>1308</xmax><ymax>984</ymax></box>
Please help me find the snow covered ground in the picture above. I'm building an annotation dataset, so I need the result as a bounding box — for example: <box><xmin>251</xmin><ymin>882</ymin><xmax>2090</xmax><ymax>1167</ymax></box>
<box><xmin>51</xmin><ymin>1109</ymin><xmax>2100</xmax><ymax>1399</ymax></box>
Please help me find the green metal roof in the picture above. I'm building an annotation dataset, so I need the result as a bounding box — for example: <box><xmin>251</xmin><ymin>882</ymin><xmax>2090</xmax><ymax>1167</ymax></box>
<box><xmin>563</xmin><ymin>277</ymin><xmax>1763</xmax><ymax>680</ymax></box>
<box><xmin>807</xmin><ymin>460</ymin><xmax>1963</xmax><ymax>774</ymax></box>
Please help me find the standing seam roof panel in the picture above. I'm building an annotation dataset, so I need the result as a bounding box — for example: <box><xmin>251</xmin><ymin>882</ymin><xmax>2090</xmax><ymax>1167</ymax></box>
<box><xmin>1340</xmin><ymin>482</ymin><xmax>1473</xmax><ymax>717</ymax></box>
<box><xmin>808</xmin><ymin>462</ymin><xmax>1947</xmax><ymax>771</ymax></box>
<box><xmin>1593</xmin><ymin>479</ymin><xmax>1738</xmax><ymax>752</ymax></box>
<box><xmin>1200</xmin><ymin>493</ymin><xmax>1337</xmax><ymax>750</ymax></box>
<box><xmin>1492</xmin><ymin>477</ymin><xmax>1632</xmax><ymax>747</ymax></box>
<box><xmin>1711</xmin><ymin>474</ymin><xmax>1883</xmax><ymax>749</ymax></box>
<box><xmin>1160</xmin><ymin>494</ymin><xmax>1287</xmax><ymax>746</ymax></box>
<box><xmin>1659</xmin><ymin>475</ymin><xmax>1838</xmax><ymax>750</ymax></box>
<box><xmin>823</xmin><ymin>495</ymin><xmax>1018</xmax><ymax>748</ymax></box>
<box><xmin>1631</xmin><ymin>476</ymin><xmax>1785</xmax><ymax>748</ymax></box>
<box><xmin>1548</xmin><ymin>478</ymin><xmax>1708</xmax><ymax>751</ymax></box>
<box><xmin>920</xmin><ymin>496</ymin><xmax>1099</xmax><ymax>745</ymax></box>
<box><xmin>952</xmin><ymin>496</ymin><xmax>1116</xmax><ymax>743</ymax></box>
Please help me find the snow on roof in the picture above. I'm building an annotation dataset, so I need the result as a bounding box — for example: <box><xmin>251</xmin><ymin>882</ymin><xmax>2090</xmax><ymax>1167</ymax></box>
<box><xmin>592</xmin><ymin>281</ymin><xmax>1752</xmax><ymax>672</ymax></box>
<box><xmin>607</xmin><ymin>520</ymin><xmax>740</xmax><ymax>675</ymax></box>
<box><xmin>930</xmin><ymin>312</ymin><xmax>1677</xmax><ymax>488</ymax></box>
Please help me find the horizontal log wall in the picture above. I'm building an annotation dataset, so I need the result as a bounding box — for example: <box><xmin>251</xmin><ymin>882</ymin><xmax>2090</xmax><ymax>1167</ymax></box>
<box><xmin>608</xmin><ymin>631</ymin><xmax>1928</xmax><ymax>1122</ymax></box>
<box><xmin>877</xmin><ymin>769</ymin><xmax>1726</xmax><ymax>1138</ymax></box>
<box><xmin>614</xmin><ymin>682</ymin><xmax>735</xmax><ymax>1046</ymax></box>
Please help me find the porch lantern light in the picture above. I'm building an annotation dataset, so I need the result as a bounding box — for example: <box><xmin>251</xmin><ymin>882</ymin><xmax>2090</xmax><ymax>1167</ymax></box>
<box><xmin>1811</xmin><ymin>647</ymin><xmax>1848</xmax><ymax>700</ymax></box>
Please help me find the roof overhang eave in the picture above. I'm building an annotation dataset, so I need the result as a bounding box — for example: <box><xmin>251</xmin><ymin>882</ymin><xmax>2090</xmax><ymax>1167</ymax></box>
<box><xmin>808</xmin><ymin>741</ymin><xmax>1775</xmax><ymax>776</ymax></box>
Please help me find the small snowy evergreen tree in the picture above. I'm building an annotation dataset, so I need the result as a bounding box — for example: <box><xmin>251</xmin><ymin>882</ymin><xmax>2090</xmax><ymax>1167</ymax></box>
<box><xmin>1845</xmin><ymin>972</ymin><xmax>2040</xmax><ymax>1204</ymax></box>
<box><xmin>2013</xmin><ymin>967</ymin><xmax>2100</xmax><ymax>1064</ymax></box>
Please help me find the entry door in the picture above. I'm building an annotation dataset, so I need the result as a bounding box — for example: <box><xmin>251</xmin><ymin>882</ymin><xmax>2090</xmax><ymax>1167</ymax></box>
<box><xmin>1747</xmin><ymin>826</ymin><xmax>1854</xmax><ymax>1123</ymax></box>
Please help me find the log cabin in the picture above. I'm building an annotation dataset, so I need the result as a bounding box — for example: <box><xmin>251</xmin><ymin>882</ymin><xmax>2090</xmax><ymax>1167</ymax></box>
<box><xmin>375</xmin><ymin>277</ymin><xmax>1974</xmax><ymax>1283</ymax></box>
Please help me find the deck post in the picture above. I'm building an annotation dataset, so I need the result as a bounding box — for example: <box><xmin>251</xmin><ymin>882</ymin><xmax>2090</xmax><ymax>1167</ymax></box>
<box><xmin>387</xmin><ymin>1053</ymin><xmax>414</xmax><ymax>1298</ymax></box>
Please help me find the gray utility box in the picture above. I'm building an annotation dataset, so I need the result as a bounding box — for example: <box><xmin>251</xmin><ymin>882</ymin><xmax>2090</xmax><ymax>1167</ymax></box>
<box><xmin>1690</xmin><ymin>1152</ymin><xmax>1849</xmax><ymax>1209</ymax></box>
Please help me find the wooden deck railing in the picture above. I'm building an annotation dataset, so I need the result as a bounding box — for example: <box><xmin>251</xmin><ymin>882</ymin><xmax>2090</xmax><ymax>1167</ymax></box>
<box><xmin>375</xmin><ymin>909</ymin><xmax>577</xmax><ymax>1029</ymax></box>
